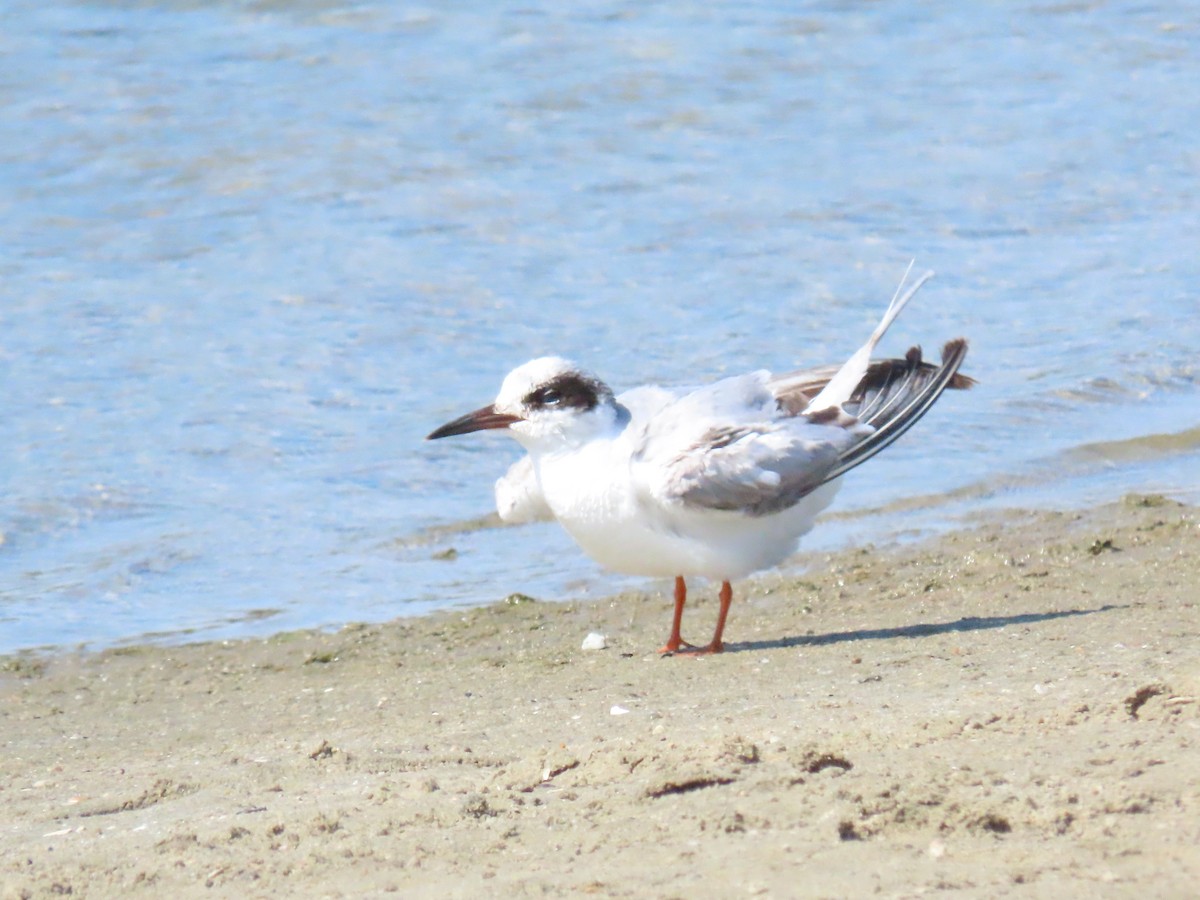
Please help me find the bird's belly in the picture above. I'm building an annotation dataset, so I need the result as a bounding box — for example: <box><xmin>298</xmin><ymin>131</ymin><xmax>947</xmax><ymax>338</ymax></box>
<box><xmin>551</xmin><ymin>481</ymin><xmax>842</xmax><ymax>581</ymax></box>
<box><xmin>558</xmin><ymin>516</ymin><xmax>709</xmax><ymax>578</ymax></box>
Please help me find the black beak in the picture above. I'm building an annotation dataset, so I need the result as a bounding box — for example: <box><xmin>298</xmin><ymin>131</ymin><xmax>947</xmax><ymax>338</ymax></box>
<box><xmin>427</xmin><ymin>405</ymin><xmax>523</xmax><ymax>440</ymax></box>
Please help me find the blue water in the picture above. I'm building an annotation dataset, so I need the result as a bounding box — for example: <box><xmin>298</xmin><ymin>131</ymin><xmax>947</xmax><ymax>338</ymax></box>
<box><xmin>2</xmin><ymin>1</ymin><xmax>1198</xmax><ymax>653</ymax></box>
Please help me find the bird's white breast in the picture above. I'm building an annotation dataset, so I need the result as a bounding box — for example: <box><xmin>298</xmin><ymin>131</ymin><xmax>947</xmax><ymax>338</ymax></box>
<box><xmin>534</xmin><ymin>436</ymin><xmax>841</xmax><ymax>581</ymax></box>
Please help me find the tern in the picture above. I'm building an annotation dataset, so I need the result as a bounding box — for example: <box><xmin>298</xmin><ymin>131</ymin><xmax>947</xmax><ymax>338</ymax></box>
<box><xmin>428</xmin><ymin>272</ymin><xmax>972</xmax><ymax>654</ymax></box>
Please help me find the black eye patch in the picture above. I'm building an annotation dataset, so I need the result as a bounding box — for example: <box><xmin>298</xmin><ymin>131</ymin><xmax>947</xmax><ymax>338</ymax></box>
<box><xmin>525</xmin><ymin>373</ymin><xmax>601</xmax><ymax>412</ymax></box>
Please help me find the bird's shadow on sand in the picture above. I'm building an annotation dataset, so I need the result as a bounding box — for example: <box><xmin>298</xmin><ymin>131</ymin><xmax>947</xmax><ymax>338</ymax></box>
<box><xmin>726</xmin><ymin>604</ymin><xmax>1124</xmax><ymax>654</ymax></box>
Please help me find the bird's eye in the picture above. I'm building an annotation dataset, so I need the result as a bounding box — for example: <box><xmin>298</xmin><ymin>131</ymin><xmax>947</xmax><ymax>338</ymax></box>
<box><xmin>524</xmin><ymin>374</ymin><xmax>601</xmax><ymax>411</ymax></box>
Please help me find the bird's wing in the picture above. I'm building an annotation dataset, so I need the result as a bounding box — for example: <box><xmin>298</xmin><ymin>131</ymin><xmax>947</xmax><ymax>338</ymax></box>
<box><xmin>629</xmin><ymin>372</ymin><xmax>862</xmax><ymax>517</ymax></box>
<box><xmin>770</xmin><ymin>355</ymin><xmax>975</xmax><ymax>414</ymax></box>
<box><xmin>631</xmin><ymin>340</ymin><xmax>972</xmax><ymax>518</ymax></box>
<box><xmin>817</xmin><ymin>338</ymin><xmax>970</xmax><ymax>484</ymax></box>
<box><xmin>640</xmin><ymin>420</ymin><xmax>860</xmax><ymax>517</ymax></box>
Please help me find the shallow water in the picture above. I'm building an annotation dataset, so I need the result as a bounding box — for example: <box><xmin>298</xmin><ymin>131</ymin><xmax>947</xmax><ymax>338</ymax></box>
<box><xmin>2</xmin><ymin>1</ymin><xmax>1198</xmax><ymax>653</ymax></box>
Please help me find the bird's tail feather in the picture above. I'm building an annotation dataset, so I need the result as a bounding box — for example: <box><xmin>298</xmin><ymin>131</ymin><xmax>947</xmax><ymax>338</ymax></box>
<box><xmin>820</xmin><ymin>338</ymin><xmax>970</xmax><ymax>486</ymax></box>
<box><xmin>806</xmin><ymin>264</ymin><xmax>934</xmax><ymax>413</ymax></box>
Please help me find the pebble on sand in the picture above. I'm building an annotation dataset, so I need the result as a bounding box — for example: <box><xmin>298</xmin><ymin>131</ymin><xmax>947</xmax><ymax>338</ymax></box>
<box><xmin>581</xmin><ymin>632</ymin><xmax>608</xmax><ymax>650</ymax></box>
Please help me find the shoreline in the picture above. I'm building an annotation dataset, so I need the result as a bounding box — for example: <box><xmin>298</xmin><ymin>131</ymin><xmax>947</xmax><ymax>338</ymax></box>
<box><xmin>2</xmin><ymin>494</ymin><xmax>1198</xmax><ymax>897</ymax></box>
<box><xmin>6</xmin><ymin>465</ymin><xmax>1195</xmax><ymax>661</ymax></box>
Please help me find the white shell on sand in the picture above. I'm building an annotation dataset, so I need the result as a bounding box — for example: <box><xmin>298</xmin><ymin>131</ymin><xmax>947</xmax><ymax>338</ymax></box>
<box><xmin>581</xmin><ymin>632</ymin><xmax>608</xmax><ymax>651</ymax></box>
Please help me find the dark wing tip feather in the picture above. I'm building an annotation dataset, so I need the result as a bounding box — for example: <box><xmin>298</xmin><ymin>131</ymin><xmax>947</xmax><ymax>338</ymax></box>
<box><xmin>810</xmin><ymin>336</ymin><xmax>971</xmax><ymax>490</ymax></box>
<box><xmin>770</xmin><ymin>344</ymin><xmax>974</xmax><ymax>420</ymax></box>
<box><xmin>941</xmin><ymin>339</ymin><xmax>976</xmax><ymax>388</ymax></box>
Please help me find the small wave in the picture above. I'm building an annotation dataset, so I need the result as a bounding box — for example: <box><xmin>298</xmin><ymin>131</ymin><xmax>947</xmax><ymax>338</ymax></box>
<box><xmin>386</xmin><ymin>512</ymin><xmax>507</xmax><ymax>550</ymax></box>
<box><xmin>1063</xmin><ymin>425</ymin><xmax>1200</xmax><ymax>464</ymax></box>
<box><xmin>1018</xmin><ymin>364</ymin><xmax>1198</xmax><ymax>411</ymax></box>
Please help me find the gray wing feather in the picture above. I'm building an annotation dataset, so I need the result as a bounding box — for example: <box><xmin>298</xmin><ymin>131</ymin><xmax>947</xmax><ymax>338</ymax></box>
<box><xmin>632</xmin><ymin>371</ymin><xmax>860</xmax><ymax>516</ymax></box>
<box><xmin>662</xmin><ymin>424</ymin><xmax>849</xmax><ymax>516</ymax></box>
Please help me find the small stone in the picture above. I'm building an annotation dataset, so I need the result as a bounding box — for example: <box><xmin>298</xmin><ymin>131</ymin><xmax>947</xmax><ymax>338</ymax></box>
<box><xmin>581</xmin><ymin>632</ymin><xmax>608</xmax><ymax>651</ymax></box>
<box><xmin>610</xmin><ymin>705</ymin><xmax>630</xmax><ymax>716</ymax></box>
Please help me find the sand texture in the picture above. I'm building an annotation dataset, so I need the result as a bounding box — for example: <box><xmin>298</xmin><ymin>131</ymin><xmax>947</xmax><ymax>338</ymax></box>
<box><xmin>2</xmin><ymin>495</ymin><xmax>1198</xmax><ymax>898</ymax></box>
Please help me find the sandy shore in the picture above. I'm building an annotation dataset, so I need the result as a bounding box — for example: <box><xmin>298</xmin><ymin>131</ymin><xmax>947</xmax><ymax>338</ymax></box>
<box><xmin>2</xmin><ymin>494</ymin><xmax>1198</xmax><ymax>898</ymax></box>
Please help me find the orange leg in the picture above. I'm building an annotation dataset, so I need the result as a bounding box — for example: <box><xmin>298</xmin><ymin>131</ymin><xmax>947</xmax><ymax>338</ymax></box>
<box><xmin>663</xmin><ymin>580</ymin><xmax>732</xmax><ymax>656</ymax></box>
<box><xmin>705</xmin><ymin>580</ymin><xmax>733</xmax><ymax>653</ymax></box>
<box><xmin>658</xmin><ymin>576</ymin><xmax>697</xmax><ymax>654</ymax></box>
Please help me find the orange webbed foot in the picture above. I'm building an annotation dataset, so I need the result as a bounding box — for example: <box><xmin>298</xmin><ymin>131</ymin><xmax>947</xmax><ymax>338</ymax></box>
<box><xmin>658</xmin><ymin>638</ymin><xmax>699</xmax><ymax>655</ymax></box>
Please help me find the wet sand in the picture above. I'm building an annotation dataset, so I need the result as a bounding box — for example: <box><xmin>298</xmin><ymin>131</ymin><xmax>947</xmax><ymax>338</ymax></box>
<box><xmin>2</xmin><ymin>494</ymin><xmax>1198</xmax><ymax>898</ymax></box>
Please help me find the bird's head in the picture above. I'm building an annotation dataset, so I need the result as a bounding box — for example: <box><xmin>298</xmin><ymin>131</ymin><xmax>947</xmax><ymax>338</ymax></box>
<box><xmin>426</xmin><ymin>357</ymin><xmax>619</xmax><ymax>451</ymax></box>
